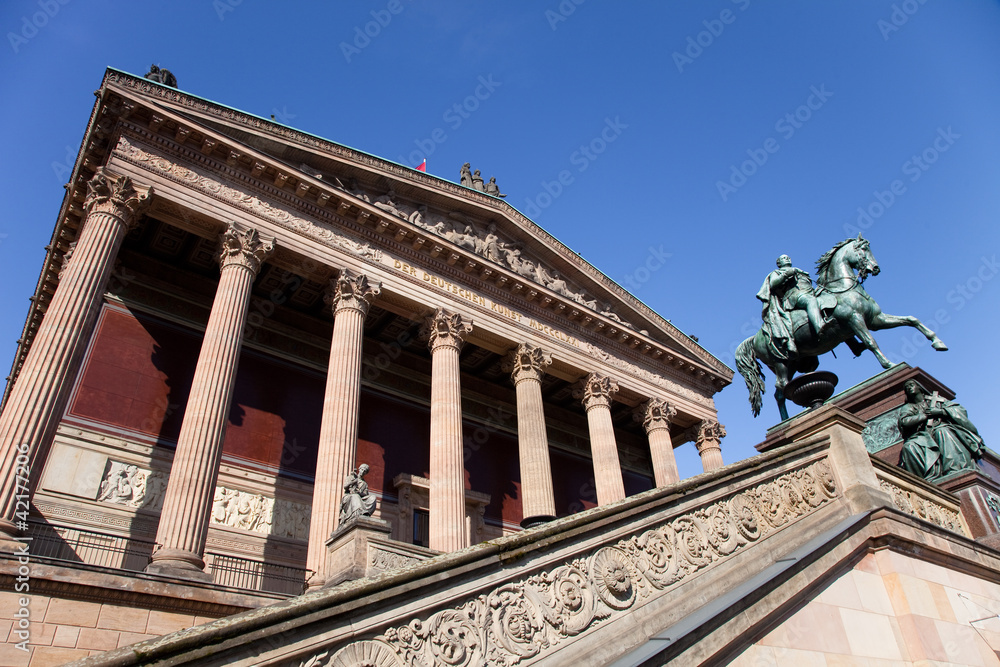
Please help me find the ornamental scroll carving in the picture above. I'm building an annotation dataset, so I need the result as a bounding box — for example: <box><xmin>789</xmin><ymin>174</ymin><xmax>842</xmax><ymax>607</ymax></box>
<box><xmin>299</xmin><ymin>459</ymin><xmax>838</xmax><ymax>667</ymax></box>
<box><xmin>113</xmin><ymin>135</ymin><xmax>381</xmax><ymax>261</ymax></box>
<box><xmin>877</xmin><ymin>478</ymin><xmax>966</xmax><ymax>535</ymax></box>
<box><xmin>582</xmin><ymin>342</ymin><xmax>714</xmax><ymax>409</ymax></box>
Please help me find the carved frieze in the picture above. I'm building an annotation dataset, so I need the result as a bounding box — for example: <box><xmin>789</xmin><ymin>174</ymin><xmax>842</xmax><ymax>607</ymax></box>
<box><xmin>97</xmin><ymin>460</ymin><xmax>167</xmax><ymax>511</ymax></box>
<box><xmin>211</xmin><ymin>484</ymin><xmax>311</xmax><ymax>541</ymax></box>
<box><xmin>299</xmin><ymin>459</ymin><xmax>838</xmax><ymax>667</ymax></box>
<box><xmin>113</xmin><ymin>135</ymin><xmax>381</xmax><ymax>261</ymax></box>
<box><xmin>877</xmin><ymin>478</ymin><xmax>966</xmax><ymax>535</ymax></box>
<box><xmin>370</xmin><ymin>548</ymin><xmax>419</xmax><ymax>574</ymax></box>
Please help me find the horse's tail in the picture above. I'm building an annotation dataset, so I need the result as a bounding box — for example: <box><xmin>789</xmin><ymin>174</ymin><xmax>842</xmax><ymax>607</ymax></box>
<box><xmin>735</xmin><ymin>335</ymin><xmax>765</xmax><ymax>417</ymax></box>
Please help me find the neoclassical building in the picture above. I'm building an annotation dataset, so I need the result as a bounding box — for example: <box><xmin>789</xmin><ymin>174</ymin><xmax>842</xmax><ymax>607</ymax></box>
<box><xmin>5</xmin><ymin>69</ymin><xmax>1000</xmax><ymax>667</ymax></box>
<box><xmin>0</xmin><ymin>67</ymin><xmax>729</xmax><ymax>602</ymax></box>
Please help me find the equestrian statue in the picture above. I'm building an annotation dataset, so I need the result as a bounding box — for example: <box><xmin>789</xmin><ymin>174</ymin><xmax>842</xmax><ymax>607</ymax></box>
<box><xmin>736</xmin><ymin>235</ymin><xmax>948</xmax><ymax>421</ymax></box>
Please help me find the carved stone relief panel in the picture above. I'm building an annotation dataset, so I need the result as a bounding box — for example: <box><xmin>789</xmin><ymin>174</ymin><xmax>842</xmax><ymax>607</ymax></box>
<box><xmin>211</xmin><ymin>484</ymin><xmax>311</xmax><ymax>541</ymax></box>
<box><xmin>97</xmin><ymin>460</ymin><xmax>167</xmax><ymax>511</ymax></box>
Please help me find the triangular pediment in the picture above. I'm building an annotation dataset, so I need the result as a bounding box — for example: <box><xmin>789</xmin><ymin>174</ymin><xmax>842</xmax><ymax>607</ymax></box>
<box><xmin>101</xmin><ymin>69</ymin><xmax>730</xmax><ymax>388</ymax></box>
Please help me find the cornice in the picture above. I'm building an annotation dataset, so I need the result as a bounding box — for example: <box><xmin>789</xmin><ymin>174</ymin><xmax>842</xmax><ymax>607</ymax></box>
<box><xmin>100</xmin><ymin>68</ymin><xmax>731</xmax><ymax>379</ymax></box>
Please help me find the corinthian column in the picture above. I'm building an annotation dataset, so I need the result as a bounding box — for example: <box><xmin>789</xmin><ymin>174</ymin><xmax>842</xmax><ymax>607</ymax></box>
<box><xmin>0</xmin><ymin>168</ymin><xmax>150</xmax><ymax>550</ymax></box>
<box><xmin>422</xmin><ymin>308</ymin><xmax>472</xmax><ymax>552</ymax></box>
<box><xmin>503</xmin><ymin>343</ymin><xmax>556</xmax><ymax>527</ymax></box>
<box><xmin>575</xmin><ymin>373</ymin><xmax>625</xmax><ymax>505</ymax></box>
<box><xmin>306</xmin><ymin>270</ymin><xmax>380</xmax><ymax>590</ymax></box>
<box><xmin>696</xmin><ymin>420</ymin><xmax>727</xmax><ymax>472</ymax></box>
<box><xmin>146</xmin><ymin>224</ymin><xmax>274</xmax><ymax>580</ymax></box>
<box><xmin>636</xmin><ymin>399</ymin><xmax>679</xmax><ymax>486</ymax></box>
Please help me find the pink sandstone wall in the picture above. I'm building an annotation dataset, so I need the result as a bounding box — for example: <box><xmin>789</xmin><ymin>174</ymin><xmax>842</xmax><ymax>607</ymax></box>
<box><xmin>0</xmin><ymin>591</ymin><xmax>220</xmax><ymax>667</ymax></box>
<box><xmin>732</xmin><ymin>550</ymin><xmax>1000</xmax><ymax>666</ymax></box>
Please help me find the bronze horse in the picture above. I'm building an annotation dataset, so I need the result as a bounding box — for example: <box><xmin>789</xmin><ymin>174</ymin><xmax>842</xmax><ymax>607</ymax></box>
<box><xmin>736</xmin><ymin>236</ymin><xmax>947</xmax><ymax>420</ymax></box>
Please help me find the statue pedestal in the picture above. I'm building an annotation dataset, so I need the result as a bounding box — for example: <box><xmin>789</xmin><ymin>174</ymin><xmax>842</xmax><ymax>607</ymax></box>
<box><xmin>323</xmin><ymin>516</ymin><xmax>436</xmax><ymax>588</ymax></box>
<box><xmin>937</xmin><ymin>469</ymin><xmax>1000</xmax><ymax>549</ymax></box>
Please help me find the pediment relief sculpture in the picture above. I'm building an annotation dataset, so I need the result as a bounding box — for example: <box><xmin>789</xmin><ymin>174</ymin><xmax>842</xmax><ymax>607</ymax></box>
<box><xmin>334</xmin><ymin>180</ymin><xmax>640</xmax><ymax>329</ymax></box>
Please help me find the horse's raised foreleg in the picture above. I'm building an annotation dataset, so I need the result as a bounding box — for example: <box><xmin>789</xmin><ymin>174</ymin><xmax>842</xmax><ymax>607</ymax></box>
<box><xmin>846</xmin><ymin>312</ymin><xmax>894</xmax><ymax>368</ymax></box>
<box><xmin>869</xmin><ymin>312</ymin><xmax>948</xmax><ymax>350</ymax></box>
<box><xmin>773</xmin><ymin>362</ymin><xmax>791</xmax><ymax>421</ymax></box>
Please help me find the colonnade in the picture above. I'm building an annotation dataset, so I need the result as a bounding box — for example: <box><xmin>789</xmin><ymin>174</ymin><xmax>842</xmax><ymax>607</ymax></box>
<box><xmin>0</xmin><ymin>170</ymin><xmax>726</xmax><ymax>587</ymax></box>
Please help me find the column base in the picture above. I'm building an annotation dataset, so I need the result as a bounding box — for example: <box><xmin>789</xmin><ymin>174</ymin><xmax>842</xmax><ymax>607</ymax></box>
<box><xmin>520</xmin><ymin>515</ymin><xmax>556</xmax><ymax>529</ymax></box>
<box><xmin>145</xmin><ymin>548</ymin><xmax>212</xmax><ymax>583</ymax></box>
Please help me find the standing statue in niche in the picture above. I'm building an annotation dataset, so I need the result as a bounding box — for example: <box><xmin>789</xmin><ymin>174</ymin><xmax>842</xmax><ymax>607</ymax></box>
<box><xmin>339</xmin><ymin>464</ymin><xmax>376</xmax><ymax>526</ymax></box>
<box><xmin>898</xmin><ymin>380</ymin><xmax>985</xmax><ymax>482</ymax></box>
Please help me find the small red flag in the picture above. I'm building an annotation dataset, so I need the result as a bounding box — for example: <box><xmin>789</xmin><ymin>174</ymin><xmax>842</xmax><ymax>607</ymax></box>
<box><xmin>416</xmin><ymin>160</ymin><xmax>426</xmax><ymax>172</ymax></box>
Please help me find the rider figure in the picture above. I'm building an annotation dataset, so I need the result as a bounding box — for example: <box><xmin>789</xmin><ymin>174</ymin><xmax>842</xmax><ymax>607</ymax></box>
<box><xmin>756</xmin><ymin>254</ymin><xmax>826</xmax><ymax>357</ymax></box>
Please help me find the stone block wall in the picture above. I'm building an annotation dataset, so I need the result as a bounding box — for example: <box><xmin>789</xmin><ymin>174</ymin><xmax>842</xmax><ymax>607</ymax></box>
<box><xmin>733</xmin><ymin>550</ymin><xmax>1000</xmax><ymax>665</ymax></box>
<box><xmin>0</xmin><ymin>592</ymin><xmax>220</xmax><ymax>667</ymax></box>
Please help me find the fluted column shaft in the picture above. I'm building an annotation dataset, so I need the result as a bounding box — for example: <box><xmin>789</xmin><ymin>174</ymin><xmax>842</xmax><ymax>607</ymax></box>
<box><xmin>638</xmin><ymin>399</ymin><xmax>679</xmax><ymax>486</ymax></box>
<box><xmin>506</xmin><ymin>344</ymin><xmax>556</xmax><ymax>527</ymax></box>
<box><xmin>306</xmin><ymin>271</ymin><xmax>379</xmax><ymax>589</ymax></box>
<box><xmin>423</xmin><ymin>309</ymin><xmax>472</xmax><ymax>552</ymax></box>
<box><xmin>0</xmin><ymin>169</ymin><xmax>150</xmax><ymax>548</ymax></box>
<box><xmin>696</xmin><ymin>420</ymin><xmax>727</xmax><ymax>472</ymax></box>
<box><xmin>576</xmin><ymin>374</ymin><xmax>625</xmax><ymax>505</ymax></box>
<box><xmin>147</xmin><ymin>224</ymin><xmax>273</xmax><ymax>579</ymax></box>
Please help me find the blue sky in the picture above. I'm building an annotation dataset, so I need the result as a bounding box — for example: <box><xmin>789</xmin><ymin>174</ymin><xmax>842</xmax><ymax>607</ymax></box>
<box><xmin>1</xmin><ymin>1</ymin><xmax>998</xmax><ymax>478</ymax></box>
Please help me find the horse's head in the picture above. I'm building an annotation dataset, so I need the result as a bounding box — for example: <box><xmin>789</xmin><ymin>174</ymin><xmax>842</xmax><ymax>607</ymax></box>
<box><xmin>851</xmin><ymin>234</ymin><xmax>879</xmax><ymax>282</ymax></box>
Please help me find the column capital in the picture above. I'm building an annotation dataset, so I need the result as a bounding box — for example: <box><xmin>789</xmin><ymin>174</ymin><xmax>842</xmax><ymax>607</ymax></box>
<box><xmin>422</xmin><ymin>308</ymin><xmax>472</xmax><ymax>353</ymax></box>
<box><xmin>217</xmin><ymin>223</ymin><xmax>275</xmax><ymax>276</ymax></box>
<box><xmin>695</xmin><ymin>419</ymin><xmax>727</xmax><ymax>451</ymax></box>
<box><xmin>635</xmin><ymin>398</ymin><xmax>676</xmax><ymax>434</ymax></box>
<box><xmin>574</xmin><ymin>373</ymin><xmax>619</xmax><ymax>411</ymax></box>
<box><xmin>84</xmin><ymin>167</ymin><xmax>152</xmax><ymax>230</ymax></box>
<box><xmin>503</xmin><ymin>342</ymin><xmax>552</xmax><ymax>385</ymax></box>
<box><xmin>327</xmin><ymin>269</ymin><xmax>381</xmax><ymax>316</ymax></box>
